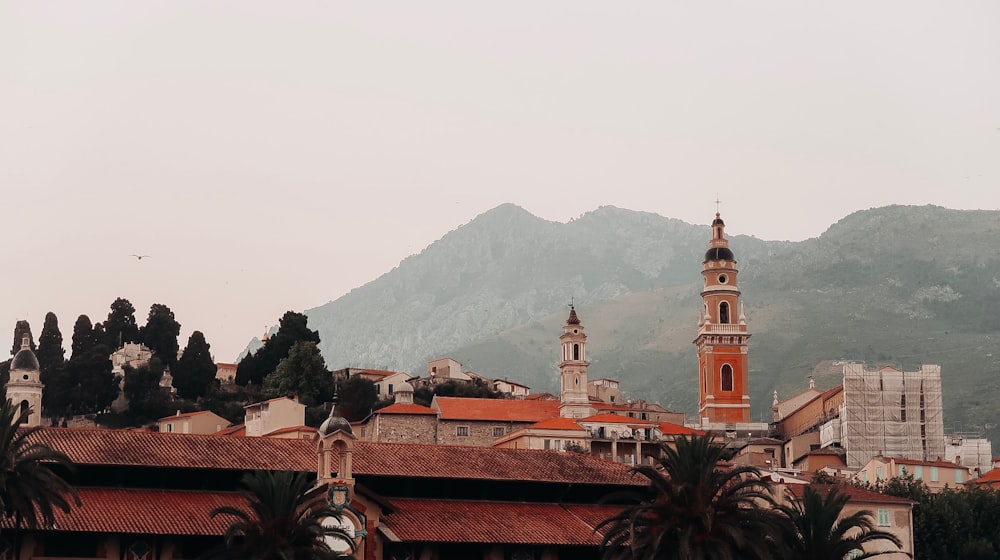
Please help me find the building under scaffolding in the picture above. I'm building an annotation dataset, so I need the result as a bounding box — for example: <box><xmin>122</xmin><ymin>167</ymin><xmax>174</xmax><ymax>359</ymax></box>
<box><xmin>838</xmin><ymin>364</ymin><xmax>945</xmax><ymax>468</ymax></box>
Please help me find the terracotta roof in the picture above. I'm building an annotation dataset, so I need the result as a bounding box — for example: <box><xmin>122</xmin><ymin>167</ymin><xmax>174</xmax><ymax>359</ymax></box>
<box><xmin>525</xmin><ymin>393</ymin><xmax>557</xmax><ymax>401</ymax></box>
<box><xmin>263</xmin><ymin>425</ymin><xmax>315</xmax><ymax>436</ymax></box>
<box><xmin>355</xmin><ymin>369</ymin><xmax>401</xmax><ymax>378</ymax></box>
<box><xmin>970</xmin><ymin>469</ymin><xmax>1000</xmax><ymax>485</ymax></box>
<box><xmin>215</xmin><ymin>425</ymin><xmax>246</xmax><ymax>437</ymax></box>
<box><xmin>375</xmin><ymin>403</ymin><xmax>438</xmax><ymax>415</ymax></box>
<box><xmin>580</xmin><ymin>413</ymin><xmax>656</xmax><ymax>425</ymax></box>
<box><xmin>356</xmin><ymin>442</ymin><xmax>643</xmax><ymax>486</ymax></box>
<box><xmin>657</xmin><ymin>422</ymin><xmax>705</xmax><ymax>436</ymax></box>
<box><xmin>786</xmin><ymin>484</ymin><xmax>913</xmax><ymax>505</ymax></box>
<box><xmin>0</xmin><ymin>488</ymin><xmax>243</xmax><ymax>535</ymax></box>
<box><xmin>158</xmin><ymin>410</ymin><xmax>221</xmax><ymax>422</ymax></box>
<box><xmin>434</xmin><ymin>397</ymin><xmax>559</xmax><ymax>422</ymax></box>
<box><xmin>382</xmin><ymin>499</ymin><xmax>623</xmax><ymax>545</ymax></box>
<box><xmin>528</xmin><ymin>417</ymin><xmax>586</xmax><ymax>431</ymax></box>
<box><xmin>27</xmin><ymin>429</ymin><xmax>643</xmax><ymax>486</ymax></box>
<box><xmin>880</xmin><ymin>456</ymin><xmax>962</xmax><ymax>469</ymax></box>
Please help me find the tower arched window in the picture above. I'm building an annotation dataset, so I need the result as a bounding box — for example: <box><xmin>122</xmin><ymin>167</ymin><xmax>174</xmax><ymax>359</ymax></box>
<box><xmin>18</xmin><ymin>400</ymin><xmax>29</xmax><ymax>423</ymax></box>
<box><xmin>573</xmin><ymin>343</ymin><xmax>580</xmax><ymax>361</ymax></box>
<box><xmin>721</xmin><ymin>365</ymin><xmax>734</xmax><ymax>392</ymax></box>
<box><xmin>719</xmin><ymin>302</ymin><xmax>730</xmax><ymax>324</ymax></box>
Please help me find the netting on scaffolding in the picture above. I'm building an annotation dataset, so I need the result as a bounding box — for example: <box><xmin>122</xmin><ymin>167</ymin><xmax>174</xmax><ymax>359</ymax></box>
<box><xmin>842</xmin><ymin>364</ymin><xmax>945</xmax><ymax>468</ymax></box>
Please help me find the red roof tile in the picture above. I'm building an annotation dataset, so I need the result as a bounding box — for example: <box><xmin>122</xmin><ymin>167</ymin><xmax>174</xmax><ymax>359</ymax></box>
<box><xmin>355</xmin><ymin>369</ymin><xmax>401</xmax><ymax>378</ymax></box>
<box><xmin>376</xmin><ymin>403</ymin><xmax>438</xmax><ymax>415</ymax></box>
<box><xmin>215</xmin><ymin>425</ymin><xmax>246</xmax><ymax>437</ymax></box>
<box><xmin>524</xmin><ymin>393</ymin><xmax>557</xmax><ymax>401</ymax></box>
<box><xmin>158</xmin><ymin>410</ymin><xmax>221</xmax><ymax>422</ymax></box>
<box><xmin>434</xmin><ymin>397</ymin><xmax>559</xmax><ymax>422</ymax></box>
<box><xmin>657</xmin><ymin>422</ymin><xmax>705</xmax><ymax>436</ymax></box>
<box><xmin>382</xmin><ymin>499</ymin><xmax>624</xmax><ymax>545</ymax></box>
<box><xmin>528</xmin><ymin>418</ymin><xmax>586</xmax><ymax>431</ymax></box>
<box><xmin>786</xmin><ymin>484</ymin><xmax>913</xmax><ymax>505</ymax></box>
<box><xmin>0</xmin><ymin>488</ymin><xmax>244</xmax><ymax>535</ymax></box>
<box><xmin>580</xmin><ymin>413</ymin><xmax>656</xmax><ymax>425</ymax></box>
<box><xmin>882</xmin><ymin>456</ymin><xmax>961</xmax><ymax>468</ymax></box>
<box><xmin>971</xmin><ymin>469</ymin><xmax>1000</xmax><ymax>484</ymax></box>
<box><xmin>27</xmin><ymin>429</ymin><xmax>643</xmax><ymax>486</ymax></box>
<box><xmin>263</xmin><ymin>425</ymin><xmax>315</xmax><ymax>436</ymax></box>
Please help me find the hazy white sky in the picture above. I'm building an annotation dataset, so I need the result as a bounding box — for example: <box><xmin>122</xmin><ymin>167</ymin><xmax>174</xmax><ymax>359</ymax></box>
<box><xmin>2</xmin><ymin>1</ymin><xmax>998</xmax><ymax>362</ymax></box>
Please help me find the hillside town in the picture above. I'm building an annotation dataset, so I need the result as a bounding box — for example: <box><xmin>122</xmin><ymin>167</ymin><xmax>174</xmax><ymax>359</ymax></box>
<box><xmin>1</xmin><ymin>212</ymin><xmax>997</xmax><ymax>559</ymax></box>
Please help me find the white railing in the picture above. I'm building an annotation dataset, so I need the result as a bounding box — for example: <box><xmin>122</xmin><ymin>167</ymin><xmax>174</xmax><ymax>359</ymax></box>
<box><xmin>699</xmin><ymin>324</ymin><xmax>745</xmax><ymax>334</ymax></box>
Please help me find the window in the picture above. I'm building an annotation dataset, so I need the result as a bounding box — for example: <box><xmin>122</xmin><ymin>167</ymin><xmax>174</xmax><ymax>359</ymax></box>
<box><xmin>956</xmin><ymin>469</ymin><xmax>964</xmax><ymax>483</ymax></box>
<box><xmin>544</xmin><ymin>439</ymin><xmax>551</xmax><ymax>450</ymax></box>
<box><xmin>493</xmin><ymin>427</ymin><xmax>505</xmax><ymax>437</ymax></box>
<box><xmin>573</xmin><ymin>343</ymin><xmax>580</xmax><ymax>361</ymax></box>
<box><xmin>876</xmin><ymin>466</ymin><xmax>884</xmax><ymax>480</ymax></box>
<box><xmin>914</xmin><ymin>466</ymin><xmax>923</xmax><ymax>480</ymax></box>
<box><xmin>721</xmin><ymin>365</ymin><xmax>734</xmax><ymax>392</ymax></box>
<box><xmin>861</xmin><ymin>471</ymin><xmax>868</xmax><ymax>483</ymax></box>
<box><xmin>554</xmin><ymin>440</ymin><xmax>561</xmax><ymax>450</ymax></box>
<box><xmin>719</xmin><ymin>302</ymin><xmax>730</xmax><ymax>324</ymax></box>
<box><xmin>456</xmin><ymin>426</ymin><xmax>469</xmax><ymax>437</ymax></box>
<box><xmin>930</xmin><ymin>467</ymin><xmax>939</xmax><ymax>482</ymax></box>
<box><xmin>877</xmin><ymin>508</ymin><xmax>890</xmax><ymax>527</ymax></box>
<box><xmin>899</xmin><ymin>465</ymin><xmax>907</xmax><ymax>477</ymax></box>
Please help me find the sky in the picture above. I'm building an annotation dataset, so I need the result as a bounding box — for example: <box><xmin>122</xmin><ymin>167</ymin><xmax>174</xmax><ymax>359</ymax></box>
<box><xmin>2</xmin><ymin>1</ymin><xmax>999</xmax><ymax>363</ymax></box>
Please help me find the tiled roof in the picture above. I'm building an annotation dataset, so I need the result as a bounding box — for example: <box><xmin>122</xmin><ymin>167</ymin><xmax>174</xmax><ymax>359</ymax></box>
<box><xmin>881</xmin><ymin>456</ymin><xmax>961</xmax><ymax>468</ymax></box>
<box><xmin>434</xmin><ymin>397</ymin><xmax>559</xmax><ymax>422</ymax></box>
<box><xmin>970</xmin><ymin>469</ymin><xmax>1000</xmax><ymax>485</ymax></box>
<box><xmin>580</xmin><ymin>413</ymin><xmax>656</xmax><ymax>425</ymax></box>
<box><xmin>263</xmin><ymin>425</ymin><xmax>315</xmax><ymax>436</ymax></box>
<box><xmin>27</xmin><ymin>429</ymin><xmax>643</xmax><ymax>486</ymax></box>
<box><xmin>356</xmin><ymin>369</ymin><xmax>400</xmax><ymax>378</ymax></box>
<box><xmin>786</xmin><ymin>484</ymin><xmax>913</xmax><ymax>505</ymax></box>
<box><xmin>657</xmin><ymin>422</ymin><xmax>705</xmax><ymax>436</ymax></box>
<box><xmin>381</xmin><ymin>499</ymin><xmax>623</xmax><ymax>545</ymax></box>
<box><xmin>215</xmin><ymin>424</ymin><xmax>246</xmax><ymax>437</ymax></box>
<box><xmin>376</xmin><ymin>403</ymin><xmax>438</xmax><ymax>415</ymax></box>
<box><xmin>356</xmin><ymin>442</ymin><xmax>643</xmax><ymax>486</ymax></box>
<box><xmin>528</xmin><ymin>417</ymin><xmax>586</xmax><ymax>431</ymax></box>
<box><xmin>158</xmin><ymin>410</ymin><xmax>220</xmax><ymax>422</ymax></box>
<box><xmin>525</xmin><ymin>393</ymin><xmax>557</xmax><ymax>401</ymax></box>
<box><xmin>0</xmin><ymin>488</ymin><xmax>243</xmax><ymax>535</ymax></box>
<box><xmin>244</xmin><ymin>396</ymin><xmax>304</xmax><ymax>409</ymax></box>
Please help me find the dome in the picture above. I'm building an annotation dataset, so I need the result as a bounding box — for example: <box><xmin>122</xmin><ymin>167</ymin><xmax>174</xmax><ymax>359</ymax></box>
<box><xmin>319</xmin><ymin>412</ymin><xmax>353</xmax><ymax>437</ymax></box>
<box><xmin>395</xmin><ymin>381</ymin><xmax>414</xmax><ymax>393</ymax></box>
<box><xmin>712</xmin><ymin>216</ymin><xmax>725</xmax><ymax>227</ymax></box>
<box><xmin>11</xmin><ymin>348</ymin><xmax>39</xmax><ymax>372</ymax></box>
<box><xmin>704</xmin><ymin>247</ymin><xmax>735</xmax><ymax>262</ymax></box>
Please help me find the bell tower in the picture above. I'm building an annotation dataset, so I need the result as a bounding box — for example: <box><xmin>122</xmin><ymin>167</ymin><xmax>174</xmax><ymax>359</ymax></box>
<box><xmin>559</xmin><ymin>305</ymin><xmax>593</xmax><ymax>418</ymax></box>
<box><xmin>6</xmin><ymin>334</ymin><xmax>44</xmax><ymax>426</ymax></box>
<box><xmin>694</xmin><ymin>213</ymin><xmax>751</xmax><ymax>425</ymax></box>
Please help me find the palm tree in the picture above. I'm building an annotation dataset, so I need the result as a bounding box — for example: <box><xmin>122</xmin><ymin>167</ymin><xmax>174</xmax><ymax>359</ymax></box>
<box><xmin>776</xmin><ymin>485</ymin><xmax>905</xmax><ymax>560</ymax></box>
<box><xmin>0</xmin><ymin>399</ymin><xmax>80</xmax><ymax>556</ymax></box>
<box><xmin>597</xmin><ymin>434</ymin><xmax>783</xmax><ymax>560</ymax></box>
<box><xmin>206</xmin><ymin>470</ymin><xmax>356</xmax><ymax>560</ymax></box>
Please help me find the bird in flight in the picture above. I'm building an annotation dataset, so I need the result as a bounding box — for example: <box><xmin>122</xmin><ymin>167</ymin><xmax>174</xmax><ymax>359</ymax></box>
<box><xmin>130</xmin><ymin>254</ymin><xmax>151</xmax><ymax>260</ymax></box>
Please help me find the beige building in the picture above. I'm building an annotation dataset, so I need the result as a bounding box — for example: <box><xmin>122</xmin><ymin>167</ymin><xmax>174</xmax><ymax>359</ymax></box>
<box><xmin>855</xmin><ymin>456</ymin><xmax>968</xmax><ymax>492</ymax></box>
<box><xmin>158</xmin><ymin>410</ymin><xmax>229</xmax><ymax>435</ymax></box>
<box><xmin>215</xmin><ymin>362</ymin><xmax>237</xmax><ymax>384</ymax></box>
<box><xmin>244</xmin><ymin>396</ymin><xmax>306</xmax><ymax>437</ymax></box>
<box><xmin>492</xmin><ymin>378</ymin><xmax>531</xmax><ymax>399</ymax></box>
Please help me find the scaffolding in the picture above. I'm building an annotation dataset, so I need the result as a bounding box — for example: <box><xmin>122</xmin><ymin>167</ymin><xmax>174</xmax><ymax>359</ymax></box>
<box><xmin>841</xmin><ymin>363</ymin><xmax>945</xmax><ymax>468</ymax></box>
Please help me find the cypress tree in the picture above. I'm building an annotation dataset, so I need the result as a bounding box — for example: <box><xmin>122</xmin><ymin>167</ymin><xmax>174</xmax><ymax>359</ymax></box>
<box><xmin>36</xmin><ymin>312</ymin><xmax>66</xmax><ymax>377</ymax></box>
<box><xmin>71</xmin><ymin>315</ymin><xmax>95</xmax><ymax>359</ymax></box>
<box><xmin>10</xmin><ymin>320</ymin><xmax>34</xmax><ymax>356</ymax></box>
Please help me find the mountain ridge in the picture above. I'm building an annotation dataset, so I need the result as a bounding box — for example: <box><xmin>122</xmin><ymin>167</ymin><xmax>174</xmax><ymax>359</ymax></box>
<box><xmin>262</xmin><ymin>203</ymin><xmax>1000</xmax><ymax>440</ymax></box>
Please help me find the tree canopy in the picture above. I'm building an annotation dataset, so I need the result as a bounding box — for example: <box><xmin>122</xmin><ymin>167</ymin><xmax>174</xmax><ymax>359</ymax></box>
<box><xmin>123</xmin><ymin>357</ymin><xmax>172</xmax><ymax>424</ymax></box>
<box><xmin>9</xmin><ymin>320</ymin><xmax>34</xmax><ymax>356</ymax></box>
<box><xmin>263</xmin><ymin>341</ymin><xmax>334</xmax><ymax>408</ymax></box>
<box><xmin>35</xmin><ymin>312</ymin><xmax>65</xmax><ymax>377</ymax></box>
<box><xmin>140</xmin><ymin>303</ymin><xmax>181</xmax><ymax>367</ymax></box>
<box><xmin>172</xmin><ymin>331</ymin><xmax>217</xmax><ymax>400</ymax></box>
<box><xmin>336</xmin><ymin>375</ymin><xmax>378</xmax><ymax>423</ymax></box>
<box><xmin>102</xmin><ymin>297</ymin><xmax>140</xmax><ymax>349</ymax></box>
<box><xmin>236</xmin><ymin>311</ymin><xmax>320</xmax><ymax>386</ymax></box>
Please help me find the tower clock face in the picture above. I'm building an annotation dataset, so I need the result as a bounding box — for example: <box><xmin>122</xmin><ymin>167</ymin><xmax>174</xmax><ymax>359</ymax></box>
<box><xmin>718</xmin><ymin>274</ymin><xmax>728</xmax><ymax>284</ymax></box>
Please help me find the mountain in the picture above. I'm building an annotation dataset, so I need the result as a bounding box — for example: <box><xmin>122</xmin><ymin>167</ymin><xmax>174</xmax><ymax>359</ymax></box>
<box><xmin>298</xmin><ymin>204</ymin><xmax>1000</xmax><ymax>442</ymax></box>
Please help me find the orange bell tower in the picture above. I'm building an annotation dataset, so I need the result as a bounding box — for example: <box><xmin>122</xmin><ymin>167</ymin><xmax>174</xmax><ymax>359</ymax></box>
<box><xmin>694</xmin><ymin>213</ymin><xmax>751</xmax><ymax>425</ymax></box>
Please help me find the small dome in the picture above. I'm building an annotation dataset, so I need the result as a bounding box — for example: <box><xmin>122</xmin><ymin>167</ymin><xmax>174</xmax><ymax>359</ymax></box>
<box><xmin>712</xmin><ymin>216</ymin><xmax>725</xmax><ymax>227</ymax></box>
<box><xmin>704</xmin><ymin>247</ymin><xmax>735</xmax><ymax>262</ymax></box>
<box><xmin>319</xmin><ymin>412</ymin><xmax>353</xmax><ymax>437</ymax></box>
<box><xmin>11</xmin><ymin>348</ymin><xmax>39</xmax><ymax>372</ymax></box>
<box><xmin>395</xmin><ymin>381</ymin><xmax>414</xmax><ymax>393</ymax></box>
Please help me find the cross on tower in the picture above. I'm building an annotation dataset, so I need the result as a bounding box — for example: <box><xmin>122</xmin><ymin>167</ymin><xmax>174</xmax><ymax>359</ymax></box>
<box><xmin>714</xmin><ymin>195</ymin><xmax>722</xmax><ymax>214</ymax></box>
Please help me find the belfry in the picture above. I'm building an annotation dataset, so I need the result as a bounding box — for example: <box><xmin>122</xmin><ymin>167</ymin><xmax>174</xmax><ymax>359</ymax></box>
<box><xmin>694</xmin><ymin>213</ymin><xmax>751</xmax><ymax>425</ymax></box>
